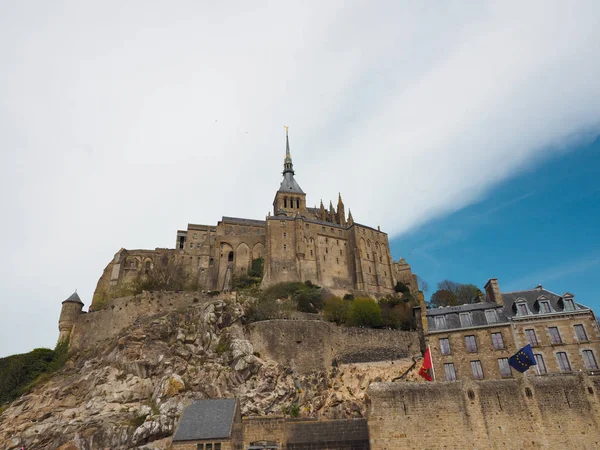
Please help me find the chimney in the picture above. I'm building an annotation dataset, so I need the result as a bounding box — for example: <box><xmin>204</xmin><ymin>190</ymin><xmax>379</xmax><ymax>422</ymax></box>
<box><xmin>484</xmin><ymin>278</ymin><xmax>503</xmax><ymax>306</ymax></box>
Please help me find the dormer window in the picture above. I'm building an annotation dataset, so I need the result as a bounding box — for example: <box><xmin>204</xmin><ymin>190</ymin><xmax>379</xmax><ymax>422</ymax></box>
<box><xmin>517</xmin><ymin>303</ymin><xmax>528</xmax><ymax>316</ymax></box>
<box><xmin>435</xmin><ymin>316</ymin><xmax>446</xmax><ymax>330</ymax></box>
<box><xmin>485</xmin><ymin>310</ymin><xmax>498</xmax><ymax>324</ymax></box>
<box><xmin>459</xmin><ymin>313</ymin><xmax>473</xmax><ymax>327</ymax></box>
<box><xmin>539</xmin><ymin>301</ymin><xmax>551</xmax><ymax>314</ymax></box>
<box><xmin>564</xmin><ymin>299</ymin><xmax>575</xmax><ymax>311</ymax></box>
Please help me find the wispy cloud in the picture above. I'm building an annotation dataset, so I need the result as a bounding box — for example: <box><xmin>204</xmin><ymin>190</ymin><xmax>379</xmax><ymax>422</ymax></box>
<box><xmin>1</xmin><ymin>1</ymin><xmax>600</xmax><ymax>355</ymax></box>
<box><xmin>504</xmin><ymin>256</ymin><xmax>600</xmax><ymax>292</ymax></box>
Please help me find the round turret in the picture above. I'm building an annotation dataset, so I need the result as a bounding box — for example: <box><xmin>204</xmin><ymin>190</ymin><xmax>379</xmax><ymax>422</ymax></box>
<box><xmin>58</xmin><ymin>292</ymin><xmax>84</xmax><ymax>344</ymax></box>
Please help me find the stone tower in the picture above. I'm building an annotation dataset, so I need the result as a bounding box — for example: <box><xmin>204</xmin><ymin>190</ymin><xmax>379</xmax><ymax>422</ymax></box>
<box><xmin>337</xmin><ymin>193</ymin><xmax>346</xmax><ymax>226</ymax></box>
<box><xmin>272</xmin><ymin>127</ymin><xmax>307</xmax><ymax>217</ymax></box>
<box><xmin>58</xmin><ymin>292</ymin><xmax>84</xmax><ymax>344</ymax></box>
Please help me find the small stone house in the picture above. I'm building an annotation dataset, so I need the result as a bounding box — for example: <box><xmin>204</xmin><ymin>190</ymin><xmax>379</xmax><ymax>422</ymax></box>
<box><xmin>171</xmin><ymin>398</ymin><xmax>242</xmax><ymax>450</ymax></box>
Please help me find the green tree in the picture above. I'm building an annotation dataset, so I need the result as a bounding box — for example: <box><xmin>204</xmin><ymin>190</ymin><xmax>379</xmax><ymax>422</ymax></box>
<box><xmin>347</xmin><ymin>298</ymin><xmax>382</xmax><ymax>328</ymax></box>
<box><xmin>323</xmin><ymin>297</ymin><xmax>349</xmax><ymax>325</ymax></box>
<box><xmin>394</xmin><ymin>281</ymin><xmax>410</xmax><ymax>294</ymax></box>
<box><xmin>429</xmin><ymin>280</ymin><xmax>483</xmax><ymax>307</ymax></box>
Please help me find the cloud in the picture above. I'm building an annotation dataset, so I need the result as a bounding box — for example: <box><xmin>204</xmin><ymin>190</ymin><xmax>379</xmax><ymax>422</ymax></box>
<box><xmin>0</xmin><ymin>1</ymin><xmax>599</xmax><ymax>355</ymax></box>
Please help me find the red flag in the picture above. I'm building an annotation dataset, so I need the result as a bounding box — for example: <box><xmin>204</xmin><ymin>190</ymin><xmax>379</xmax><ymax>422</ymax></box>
<box><xmin>418</xmin><ymin>347</ymin><xmax>434</xmax><ymax>381</ymax></box>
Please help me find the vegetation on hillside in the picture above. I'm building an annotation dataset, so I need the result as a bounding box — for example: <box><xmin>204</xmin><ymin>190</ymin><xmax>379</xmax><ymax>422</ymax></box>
<box><xmin>0</xmin><ymin>341</ymin><xmax>69</xmax><ymax>406</ymax></box>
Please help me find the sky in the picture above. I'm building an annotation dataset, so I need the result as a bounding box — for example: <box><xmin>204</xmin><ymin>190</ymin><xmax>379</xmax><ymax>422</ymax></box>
<box><xmin>1</xmin><ymin>1</ymin><xmax>599</xmax><ymax>357</ymax></box>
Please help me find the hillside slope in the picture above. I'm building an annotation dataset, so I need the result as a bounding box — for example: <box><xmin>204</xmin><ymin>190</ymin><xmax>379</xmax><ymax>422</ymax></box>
<box><xmin>0</xmin><ymin>298</ymin><xmax>420</xmax><ymax>450</ymax></box>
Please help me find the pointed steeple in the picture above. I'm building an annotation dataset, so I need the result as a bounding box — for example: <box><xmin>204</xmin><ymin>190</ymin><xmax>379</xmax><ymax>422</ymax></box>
<box><xmin>347</xmin><ymin>209</ymin><xmax>354</xmax><ymax>225</ymax></box>
<box><xmin>283</xmin><ymin>126</ymin><xmax>294</xmax><ymax>175</ymax></box>
<box><xmin>319</xmin><ymin>200</ymin><xmax>326</xmax><ymax>221</ymax></box>
<box><xmin>337</xmin><ymin>193</ymin><xmax>346</xmax><ymax>226</ymax></box>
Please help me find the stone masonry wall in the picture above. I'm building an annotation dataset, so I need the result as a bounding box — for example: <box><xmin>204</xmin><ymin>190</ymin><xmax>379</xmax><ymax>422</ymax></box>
<box><xmin>70</xmin><ymin>291</ymin><xmax>232</xmax><ymax>351</ymax></box>
<box><xmin>242</xmin><ymin>417</ymin><xmax>369</xmax><ymax>449</ymax></box>
<box><xmin>367</xmin><ymin>374</ymin><xmax>600</xmax><ymax>449</ymax></box>
<box><xmin>248</xmin><ymin>320</ymin><xmax>420</xmax><ymax>373</ymax></box>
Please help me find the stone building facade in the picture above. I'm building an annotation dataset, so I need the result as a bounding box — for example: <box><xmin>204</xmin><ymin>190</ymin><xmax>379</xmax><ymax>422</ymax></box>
<box><xmin>419</xmin><ymin>278</ymin><xmax>600</xmax><ymax>381</ymax></box>
<box><xmin>91</xmin><ymin>130</ymin><xmax>417</xmax><ymax>310</ymax></box>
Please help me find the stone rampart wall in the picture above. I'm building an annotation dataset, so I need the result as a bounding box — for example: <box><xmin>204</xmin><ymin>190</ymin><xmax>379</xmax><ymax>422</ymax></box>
<box><xmin>367</xmin><ymin>374</ymin><xmax>600</xmax><ymax>449</ymax></box>
<box><xmin>242</xmin><ymin>417</ymin><xmax>369</xmax><ymax>449</ymax></box>
<box><xmin>247</xmin><ymin>320</ymin><xmax>420</xmax><ymax>373</ymax></box>
<box><xmin>70</xmin><ymin>291</ymin><xmax>233</xmax><ymax>351</ymax></box>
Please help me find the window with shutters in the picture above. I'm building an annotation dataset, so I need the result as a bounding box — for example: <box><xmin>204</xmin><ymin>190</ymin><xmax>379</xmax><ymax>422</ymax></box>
<box><xmin>583</xmin><ymin>350</ymin><xmax>598</xmax><ymax>370</ymax></box>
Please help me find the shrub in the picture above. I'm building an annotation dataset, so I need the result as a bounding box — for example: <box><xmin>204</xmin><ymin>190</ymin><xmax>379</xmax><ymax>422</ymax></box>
<box><xmin>394</xmin><ymin>281</ymin><xmax>410</xmax><ymax>294</ymax></box>
<box><xmin>347</xmin><ymin>298</ymin><xmax>382</xmax><ymax>328</ymax></box>
<box><xmin>248</xmin><ymin>257</ymin><xmax>264</xmax><ymax>278</ymax></box>
<box><xmin>293</xmin><ymin>289</ymin><xmax>323</xmax><ymax>313</ymax></box>
<box><xmin>0</xmin><ymin>340</ymin><xmax>70</xmax><ymax>406</ymax></box>
<box><xmin>343</xmin><ymin>293</ymin><xmax>355</xmax><ymax>301</ymax></box>
<box><xmin>324</xmin><ymin>297</ymin><xmax>349</xmax><ymax>325</ymax></box>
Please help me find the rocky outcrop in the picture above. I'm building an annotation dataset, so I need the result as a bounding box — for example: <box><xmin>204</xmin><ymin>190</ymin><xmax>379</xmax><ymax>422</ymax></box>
<box><xmin>0</xmin><ymin>298</ymin><xmax>420</xmax><ymax>450</ymax></box>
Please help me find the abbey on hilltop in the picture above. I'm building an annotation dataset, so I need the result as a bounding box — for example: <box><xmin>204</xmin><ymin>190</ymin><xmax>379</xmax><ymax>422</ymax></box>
<box><xmin>91</xmin><ymin>129</ymin><xmax>416</xmax><ymax>309</ymax></box>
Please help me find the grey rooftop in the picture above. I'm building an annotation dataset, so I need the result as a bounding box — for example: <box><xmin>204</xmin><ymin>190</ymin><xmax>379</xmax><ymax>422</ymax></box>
<box><xmin>62</xmin><ymin>292</ymin><xmax>83</xmax><ymax>305</ymax></box>
<box><xmin>173</xmin><ymin>398</ymin><xmax>237</xmax><ymax>442</ymax></box>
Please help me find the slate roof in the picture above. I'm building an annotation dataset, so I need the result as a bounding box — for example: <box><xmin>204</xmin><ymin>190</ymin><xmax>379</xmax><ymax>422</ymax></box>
<box><xmin>427</xmin><ymin>302</ymin><xmax>509</xmax><ymax>332</ymax></box>
<box><xmin>278</xmin><ymin>172</ymin><xmax>304</xmax><ymax>194</ymax></box>
<box><xmin>221</xmin><ymin>216</ymin><xmax>266</xmax><ymax>226</ymax></box>
<box><xmin>62</xmin><ymin>292</ymin><xmax>83</xmax><ymax>305</ymax></box>
<box><xmin>173</xmin><ymin>398</ymin><xmax>237</xmax><ymax>442</ymax></box>
<box><xmin>501</xmin><ymin>287</ymin><xmax>589</xmax><ymax>318</ymax></box>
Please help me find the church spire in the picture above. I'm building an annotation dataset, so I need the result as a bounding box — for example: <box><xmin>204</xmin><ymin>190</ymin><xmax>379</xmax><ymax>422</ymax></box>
<box><xmin>283</xmin><ymin>126</ymin><xmax>294</xmax><ymax>175</ymax></box>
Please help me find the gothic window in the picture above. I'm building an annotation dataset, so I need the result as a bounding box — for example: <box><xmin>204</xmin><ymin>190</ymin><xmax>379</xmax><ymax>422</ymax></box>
<box><xmin>367</xmin><ymin>240</ymin><xmax>371</xmax><ymax>248</ymax></box>
<box><xmin>284</xmin><ymin>198</ymin><xmax>288</xmax><ymax>208</ymax></box>
<box><xmin>228</xmin><ymin>251</ymin><xmax>234</xmax><ymax>262</ymax></box>
<box><xmin>296</xmin><ymin>199</ymin><xmax>300</xmax><ymax>208</ymax></box>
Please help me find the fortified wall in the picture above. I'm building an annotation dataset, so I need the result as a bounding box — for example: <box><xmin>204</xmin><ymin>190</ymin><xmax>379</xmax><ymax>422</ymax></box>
<box><xmin>67</xmin><ymin>291</ymin><xmax>227</xmax><ymax>351</ymax></box>
<box><xmin>367</xmin><ymin>374</ymin><xmax>600</xmax><ymax>449</ymax></box>
<box><xmin>248</xmin><ymin>320</ymin><xmax>420</xmax><ymax>373</ymax></box>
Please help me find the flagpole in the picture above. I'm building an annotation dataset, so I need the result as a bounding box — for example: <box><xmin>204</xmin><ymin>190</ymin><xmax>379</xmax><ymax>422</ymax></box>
<box><xmin>428</xmin><ymin>345</ymin><xmax>436</xmax><ymax>381</ymax></box>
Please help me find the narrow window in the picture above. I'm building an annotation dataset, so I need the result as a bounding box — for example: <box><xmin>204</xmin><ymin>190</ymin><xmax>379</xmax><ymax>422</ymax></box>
<box><xmin>557</xmin><ymin>352</ymin><xmax>571</xmax><ymax>372</ymax></box>
<box><xmin>340</xmin><ymin>249</ymin><xmax>343</xmax><ymax>256</ymax></box>
<box><xmin>209</xmin><ymin>258</ymin><xmax>214</xmax><ymax>266</ymax></box>
<box><xmin>435</xmin><ymin>316</ymin><xmax>446</xmax><ymax>330</ymax></box>
<box><xmin>336</xmin><ymin>257</ymin><xmax>339</xmax><ymax>264</ymax></box>
<box><xmin>196</xmin><ymin>243</ymin><xmax>200</xmax><ymax>248</ymax></box>
<box><xmin>485</xmin><ymin>309</ymin><xmax>498</xmax><ymax>324</ymax></box>
<box><xmin>564</xmin><ymin>298</ymin><xmax>575</xmax><ymax>311</ymax></box>
<box><xmin>310</xmin><ymin>249</ymin><xmax>313</xmax><ymax>256</ymax></box>
<box><xmin>517</xmin><ymin>303</ymin><xmax>528</xmax><ymax>316</ymax></box>
<box><xmin>440</xmin><ymin>338</ymin><xmax>451</xmax><ymax>355</ymax></box>
<box><xmin>465</xmin><ymin>335</ymin><xmax>477</xmax><ymax>352</ymax></box>
<box><xmin>539</xmin><ymin>301</ymin><xmax>551</xmax><ymax>314</ymax></box>
<box><xmin>242</xmin><ymin>227</ymin><xmax>246</xmax><ymax>234</ymax></box>
<box><xmin>193</xmin><ymin>233</ymin><xmax>198</xmax><ymax>239</ymax></box>
<box><xmin>215</xmin><ymin>444</ymin><xmax>222</xmax><ymax>450</ymax></box>
<box><xmin>444</xmin><ymin>363</ymin><xmax>457</xmax><ymax>381</ymax></box>
<box><xmin>459</xmin><ymin>313</ymin><xmax>473</xmax><ymax>327</ymax></box>
<box><xmin>220</xmin><ymin>243</ymin><xmax>224</xmax><ymax>249</ymax></box>
<box><xmin>583</xmin><ymin>350</ymin><xmax>598</xmax><ymax>370</ymax></box>
<box><xmin>206</xmin><ymin>444</ymin><xmax>213</xmax><ymax>450</ymax></box>
<box><xmin>575</xmin><ymin>324</ymin><xmax>588</xmax><ymax>342</ymax></box>
<box><xmin>228</xmin><ymin>251</ymin><xmax>234</xmax><ymax>262</ymax></box>
<box><xmin>379</xmin><ymin>256</ymin><xmax>382</xmax><ymax>262</ymax></box>
<box><xmin>325</xmin><ymin>248</ymin><xmax>328</xmax><ymax>254</ymax></box>
<box><xmin>369</xmin><ymin>267</ymin><xmax>372</xmax><ymax>273</ymax></box>
<box><xmin>330</xmin><ymin>227</ymin><xmax>334</xmax><ymax>233</ymax></box>
<box><xmin>338</xmin><ymin>230</ymin><xmax>342</xmax><ymax>236</ymax></box>
<box><xmin>498</xmin><ymin>358</ymin><xmax>512</xmax><ymax>377</ymax></box>
<box><xmin>179</xmin><ymin>236</ymin><xmax>185</xmax><ymax>249</ymax></box>
<box><xmin>491</xmin><ymin>332</ymin><xmax>504</xmax><ymax>350</ymax></box>
<box><xmin>283</xmin><ymin>232</ymin><xmax>287</xmax><ymax>239</ymax></box>
<box><xmin>336</xmin><ymin>239</ymin><xmax>339</xmax><ymax>245</ymax></box>
<box><xmin>305</xmin><ymin>224</ymin><xmax>309</xmax><ymax>230</ymax></box>
<box><xmin>196</xmin><ymin>444</ymin><xmax>204</xmax><ymax>450</ymax></box>
<box><xmin>322</xmin><ymin>226</ymin><xmax>325</xmax><ymax>232</ymax></box>
<box><xmin>549</xmin><ymin>327</ymin><xmax>562</xmax><ymax>345</ymax></box>
<box><xmin>367</xmin><ymin>253</ymin><xmax>370</xmax><ymax>259</ymax></box>
<box><xmin>283</xmin><ymin>244</ymin><xmax>287</xmax><ymax>251</ymax></box>
<box><xmin>296</xmin><ymin>199</ymin><xmax>300</xmax><ymax>208</ymax></box>
<box><xmin>145</xmin><ymin>260</ymin><xmax>151</xmax><ymax>271</ymax></box>
<box><xmin>284</xmin><ymin>198</ymin><xmax>288</xmax><ymax>208</ymax></box>
<box><xmin>535</xmin><ymin>354</ymin><xmax>547</xmax><ymax>375</ymax></box>
<box><xmin>325</xmin><ymin>237</ymin><xmax>328</xmax><ymax>244</ymax></box>
<box><xmin>525</xmin><ymin>329</ymin><xmax>539</xmax><ymax>347</ymax></box>
<box><xmin>471</xmin><ymin>360</ymin><xmax>484</xmax><ymax>380</ymax></box>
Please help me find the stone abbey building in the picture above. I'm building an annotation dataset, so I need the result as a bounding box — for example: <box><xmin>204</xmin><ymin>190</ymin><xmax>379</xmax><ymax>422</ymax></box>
<box><xmin>92</xmin><ymin>130</ymin><xmax>417</xmax><ymax>308</ymax></box>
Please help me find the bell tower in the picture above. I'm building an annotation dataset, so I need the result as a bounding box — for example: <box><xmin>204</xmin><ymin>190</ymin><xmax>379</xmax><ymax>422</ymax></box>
<box><xmin>272</xmin><ymin>127</ymin><xmax>307</xmax><ymax>217</ymax></box>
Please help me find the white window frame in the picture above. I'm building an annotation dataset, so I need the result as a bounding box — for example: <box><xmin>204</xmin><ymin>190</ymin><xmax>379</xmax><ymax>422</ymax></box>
<box><xmin>459</xmin><ymin>313</ymin><xmax>473</xmax><ymax>327</ymax></box>
<box><xmin>549</xmin><ymin>327</ymin><xmax>562</xmax><ymax>345</ymax></box>
<box><xmin>564</xmin><ymin>298</ymin><xmax>575</xmax><ymax>311</ymax></box>
<box><xmin>517</xmin><ymin>302</ymin><xmax>529</xmax><ymax>316</ymax></box>
<box><xmin>440</xmin><ymin>338</ymin><xmax>451</xmax><ymax>355</ymax></box>
<box><xmin>534</xmin><ymin>354</ymin><xmax>547</xmax><ymax>375</ymax></box>
<box><xmin>539</xmin><ymin>300</ymin><xmax>551</xmax><ymax>314</ymax></box>
<box><xmin>485</xmin><ymin>309</ymin><xmax>498</xmax><ymax>324</ymax></box>
<box><xmin>575</xmin><ymin>324</ymin><xmax>588</xmax><ymax>342</ymax></box>
<box><xmin>435</xmin><ymin>316</ymin><xmax>446</xmax><ymax>330</ymax></box>
<box><xmin>583</xmin><ymin>350</ymin><xmax>598</xmax><ymax>370</ymax></box>
<box><xmin>556</xmin><ymin>352</ymin><xmax>571</xmax><ymax>372</ymax></box>
<box><xmin>444</xmin><ymin>363</ymin><xmax>457</xmax><ymax>381</ymax></box>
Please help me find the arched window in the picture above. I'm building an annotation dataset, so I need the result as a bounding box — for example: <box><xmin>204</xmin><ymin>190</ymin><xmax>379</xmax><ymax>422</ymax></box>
<box><xmin>145</xmin><ymin>260</ymin><xmax>151</xmax><ymax>271</ymax></box>
<box><xmin>284</xmin><ymin>198</ymin><xmax>288</xmax><ymax>208</ymax></box>
<box><xmin>228</xmin><ymin>251</ymin><xmax>234</xmax><ymax>262</ymax></box>
<box><xmin>209</xmin><ymin>258</ymin><xmax>214</xmax><ymax>266</ymax></box>
<box><xmin>296</xmin><ymin>199</ymin><xmax>300</xmax><ymax>208</ymax></box>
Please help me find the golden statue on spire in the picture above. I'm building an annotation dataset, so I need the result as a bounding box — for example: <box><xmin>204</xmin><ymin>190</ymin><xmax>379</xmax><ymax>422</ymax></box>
<box><xmin>284</xmin><ymin>125</ymin><xmax>289</xmax><ymax>133</ymax></box>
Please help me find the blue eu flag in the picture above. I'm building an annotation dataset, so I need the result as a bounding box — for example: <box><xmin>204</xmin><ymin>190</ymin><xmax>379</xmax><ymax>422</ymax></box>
<box><xmin>508</xmin><ymin>344</ymin><xmax>537</xmax><ymax>373</ymax></box>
